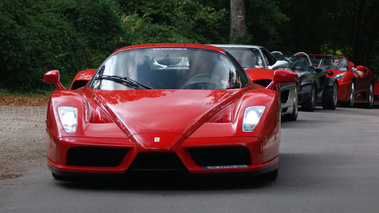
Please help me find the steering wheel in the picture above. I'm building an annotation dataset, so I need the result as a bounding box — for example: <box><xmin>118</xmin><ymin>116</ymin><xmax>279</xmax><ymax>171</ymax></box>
<box><xmin>180</xmin><ymin>74</ymin><xmax>225</xmax><ymax>89</ymax></box>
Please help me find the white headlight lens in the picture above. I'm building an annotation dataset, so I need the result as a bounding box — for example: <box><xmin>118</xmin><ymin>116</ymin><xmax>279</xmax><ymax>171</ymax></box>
<box><xmin>335</xmin><ymin>73</ymin><xmax>346</xmax><ymax>80</ymax></box>
<box><xmin>243</xmin><ymin>106</ymin><xmax>266</xmax><ymax>132</ymax></box>
<box><xmin>58</xmin><ymin>106</ymin><xmax>78</xmax><ymax>132</ymax></box>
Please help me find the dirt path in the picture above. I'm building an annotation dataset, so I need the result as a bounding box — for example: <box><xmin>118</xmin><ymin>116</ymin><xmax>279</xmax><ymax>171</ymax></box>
<box><xmin>0</xmin><ymin>106</ymin><xmax>47</xmax><ymax>180</ymax></box>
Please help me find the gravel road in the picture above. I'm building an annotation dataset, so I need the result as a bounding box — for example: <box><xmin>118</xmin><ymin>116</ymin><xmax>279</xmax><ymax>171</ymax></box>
<box><xmin>0</xmin><ymin>106</ymin><xmax>47</xmax><ymax>180</ymax></box>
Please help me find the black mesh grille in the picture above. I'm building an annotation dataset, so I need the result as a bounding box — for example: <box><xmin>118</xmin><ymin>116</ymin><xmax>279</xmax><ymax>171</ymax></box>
<box><xmin>67</xmin><ymin>147</ymin><xmax>128</xmax><ymax>167</ymax></box>
<box><xmin>188</xmin><ymin>146</ymin><xmax>251</xmax><ymax>167</ymax></box>
<box><xmin>128</xmin><ymin>152</ymin><xmax>186</xmax><ymax>171</ymax></box>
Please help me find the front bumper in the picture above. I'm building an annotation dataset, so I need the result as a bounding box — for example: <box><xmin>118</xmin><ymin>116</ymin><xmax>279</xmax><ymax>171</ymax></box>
<box><xmin>47</xmin><ymin>135</ymin><xmax>279</xmax><ymax>177</ymax></box>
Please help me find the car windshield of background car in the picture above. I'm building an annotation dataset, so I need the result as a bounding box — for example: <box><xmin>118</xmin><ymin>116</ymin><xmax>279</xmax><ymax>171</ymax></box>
<box><xmin>309</xmin><ymin>56</ymin><xmax>348</xmax><ymax>71</ymax></box>
<box><xmin>223</xmin><ymin>48</ymin><xmax>261</xmax><ymax>69</ymax></box>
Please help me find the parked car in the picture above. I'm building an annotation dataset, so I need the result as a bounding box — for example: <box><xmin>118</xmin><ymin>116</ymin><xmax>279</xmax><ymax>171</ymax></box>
<box><xmin>373</xmin><ymin>70</ymin><xmax>379</xmax><ymax>106</ymax></box>
<box><xmin>43</xmin><ymin>43</ymin><xmax>298</xmax><ymax>180</ymax></box>
<box><xmin>309</xmin><ymin>54</ymin><xmax>374</xmax><ymax>108</ymax></box>
<box><xmin>211</xmin><ymin>44</ymin><xmax>299</xmax><ymax>121</ymax></box>
<box><xmin>274</xmin><ymin>52</ymin><xmax>338</xmax><ymax>111</ymax></box>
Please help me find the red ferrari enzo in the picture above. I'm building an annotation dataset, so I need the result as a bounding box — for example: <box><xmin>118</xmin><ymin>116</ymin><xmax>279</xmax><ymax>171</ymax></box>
<box><xmin>373</xmin><ymin>71</ymin><xmax>379</xmax><ymax>106</ymax></box>
<box><xmin>43</xmin><ymin>43</ymin><xmax>297</xmax><ymax>181</ymax></box>
<box><xmin>309</xmin><ymin>54</ymin><xmax>374</xmax><ymax>108</ymax></box>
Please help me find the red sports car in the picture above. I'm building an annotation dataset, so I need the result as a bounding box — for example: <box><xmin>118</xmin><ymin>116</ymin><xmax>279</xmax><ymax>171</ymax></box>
<box><xmin>43</xmin><ymin>43</ymin><xmax>297</xmax><ymax>181</ymax></box>
<box><xmin>373</xmin><ymin>71</ymin><xmax>379</xmax><ymax>106</ymax></box>
<box><xmin>309</xmin><ymin>54</ymin><xmax>374</xmax><ymax>108</ymax></box>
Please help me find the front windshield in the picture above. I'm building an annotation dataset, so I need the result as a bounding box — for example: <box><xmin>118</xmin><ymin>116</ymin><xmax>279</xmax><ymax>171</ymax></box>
<box><xmin>278</xmin><ymin>55</ymin><xmax>310</xmax><ymax>73</ymax></box>
<box><xmin>88</xmin><ymin>47</ymin><xmax>249</xmax><ymax>90</ymax></box>
<box><xmin>309</xmin><ymin>55</ymin><xmax>348</xmax><ymax>71</ymax></box>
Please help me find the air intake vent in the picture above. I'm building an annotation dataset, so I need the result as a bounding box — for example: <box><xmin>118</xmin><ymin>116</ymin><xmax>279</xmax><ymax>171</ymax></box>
<box><xmin>67</xmin><ymin>147</ymin><xmax>128</xmax><ymax>167</ymax></box>
<box><xmin>128</xmin><ymin>152</ymin><xmax>186</xmax><ymax>171</ymax></box>
<box><xmin>253</xmin><ymin>80</ymin><xmax>271</xmax><ymax>87</ymax></box>
<box><xmin>188</xmin><ymin>146</ymin><xmax>251</xmax><ymax>167</ymax></box>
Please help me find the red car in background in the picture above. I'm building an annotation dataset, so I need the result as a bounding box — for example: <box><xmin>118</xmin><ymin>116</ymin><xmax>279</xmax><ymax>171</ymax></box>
<box><xmin>309</xmin><ymin>54</ymin><xmax>374</xmax><ymax>108</ymax></box>
<box><xmin>373</xmin><ymin>71</ymin><xmax>379</xmax><ymax>106</ymax></box>
<box><xmin>43</xmin><ymin>43</ymin><xmax>298</xmax><ymax>181</ymax></box>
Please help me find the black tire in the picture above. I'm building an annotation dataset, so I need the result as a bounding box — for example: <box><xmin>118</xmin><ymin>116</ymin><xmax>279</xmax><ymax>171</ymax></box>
<box><xmin>367</xmin><ymin>84</ymin><xmax>374</xmax><ymax>109</ymax></box>
<box><xmin>322</xmin><ymin>81</ymin><xmax>338</xmax><ymax>109</ymax></box>
<box><xmin>301</xmin><ymin>84</ymin><xmax>316</xmax><ymax>111</ymax></box>
<box><xmin>341</xmin><ymin>82</ymin><xmax>355</xmax><ymax>107</ymax></box>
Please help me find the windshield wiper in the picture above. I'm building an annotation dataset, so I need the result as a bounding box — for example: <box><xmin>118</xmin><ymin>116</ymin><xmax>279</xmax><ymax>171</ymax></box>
<box><xmin>94</xmin><ymin>75</ymin><xmax>153</xmax><ymax>89</ymax></box>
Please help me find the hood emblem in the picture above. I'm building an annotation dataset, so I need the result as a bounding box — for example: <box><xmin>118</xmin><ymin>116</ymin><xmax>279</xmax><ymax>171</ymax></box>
<box><xmin>154</xmin><ymin>137</ymin><xmax>160</xmax><ymax>143</ymax></box>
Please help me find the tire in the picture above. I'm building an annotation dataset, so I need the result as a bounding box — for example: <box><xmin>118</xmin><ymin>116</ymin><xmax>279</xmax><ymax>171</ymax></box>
<box><xmin>341</xmin><ymin>82</ymin><xmax>355</xmax><ymax>107</ymax></box>
<box><xmin>285</xmin><ymin>96</ymin><xmax>298</xmax><ymax>121</ymax></box>
<box><xmin>322</xmin><ymin>81</ymin><xmax>338</xmax><ymax>109</ymax></box>
<box><xmin>301</xmin><ymin>84</ymin><xmax>316</xmax><ymax>111</ymax></box>
<box><xmin>367</xmin><ymin>84</ymin><xmax>374</xmax><ymax>109</ymax></box>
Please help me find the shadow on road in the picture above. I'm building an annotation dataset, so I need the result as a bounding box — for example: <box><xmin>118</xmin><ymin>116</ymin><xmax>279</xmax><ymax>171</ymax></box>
<box><xmin>52</xmin><ymin>171</ymin><xmax>276</xmax><ymax>191</ymax></box>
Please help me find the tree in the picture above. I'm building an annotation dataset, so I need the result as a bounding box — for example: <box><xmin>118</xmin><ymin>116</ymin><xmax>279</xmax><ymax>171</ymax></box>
<box><xmin>230</xmin><ymin>0</ymin><xmax>246</xmax><ymax>43</ymax></box>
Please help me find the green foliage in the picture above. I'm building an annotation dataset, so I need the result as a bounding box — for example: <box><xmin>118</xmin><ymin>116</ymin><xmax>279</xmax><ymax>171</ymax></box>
<box><xmin>1</xmin><ymin>0</ymin><xmax>378</xmax><ymax>95</ymax></box>
<box><xmin>0</xmin><ymin>0</ymin><xmax>123</xmax><ymax>92</ymax></box>
<box><xmin>115</xmin><ymin>0</ymin><xmax>229</xmax><ymax>44</ymax></box>
<box><xmin>244</xmin><ymin>0</ymin><xmax>289</xmax><ymax>47</ymax></box>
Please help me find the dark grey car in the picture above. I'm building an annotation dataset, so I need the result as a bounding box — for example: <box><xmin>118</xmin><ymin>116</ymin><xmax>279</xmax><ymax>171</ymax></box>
<box><xmin>211</xmin><ymin>44</ymin><xmax>299</xmax><ymax>121</ymax></box>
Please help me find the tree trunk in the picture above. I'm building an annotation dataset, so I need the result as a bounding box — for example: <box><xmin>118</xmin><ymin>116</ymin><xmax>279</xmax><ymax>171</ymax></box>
<box><xmin>230</xmin><ymin>0</ymin><xmax>246</xmax><ymax>44</ymax></box>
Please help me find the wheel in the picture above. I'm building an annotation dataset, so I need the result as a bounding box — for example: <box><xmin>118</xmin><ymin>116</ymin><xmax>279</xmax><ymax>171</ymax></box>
<box><xmin>180</xmin><ymin>74</ymin><xmax>224</xmax><ymax>89</ymax></box>
<box><xmin>341</xmin><ymin>82</ymin><xmax>355</xmax><ymax>107</ymax></box>
<box><xmin>367</xmin><ymin>83</ymin><xmax>374</xmax><ymax>109</ymax></box>
<box><xmin>322</xmin><ymin>81</ymin><xmax>338</xmax><ymax>109</ymax></box>
<box><xmin>301</xmin><ymin>84</ymin><xmax>316</xmax><ymax>111</ymax></box>
<box><xmin>284</xmin><ymin>87</ymin><xmax>298</xmax><ymax>121</ymax></box>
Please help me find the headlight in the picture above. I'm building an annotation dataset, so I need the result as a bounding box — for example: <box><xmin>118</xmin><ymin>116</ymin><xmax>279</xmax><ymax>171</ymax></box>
<box><xmin>335</xmin><ymin>73</ymin><xmax>346</xmax><ymax>80</ymax></box>
<box><xmin>58</xmin><ymin>106</ymin><xmax>78</xmax><ymax>132</ymax></box>
<box><xmin>243</xmin><ymin>106</ymin><xmax>265</xmax><ymax>132</ymax></box>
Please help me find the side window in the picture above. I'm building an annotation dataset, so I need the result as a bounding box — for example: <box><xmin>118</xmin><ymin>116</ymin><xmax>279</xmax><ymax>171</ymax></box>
<box><xmin>261</xmin><ymin>48</ymin><xmax>277</xmax><ymax>66</ymax></box>
<box><xmin>251</xmin><ymin>48</ymin><xmax>265</xmax><ymax>68</ymax></box>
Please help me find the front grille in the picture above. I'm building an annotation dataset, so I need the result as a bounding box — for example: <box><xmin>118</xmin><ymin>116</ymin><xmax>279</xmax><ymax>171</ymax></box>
<box><xmin>188</xmin><ymin>146</ymin><xmax>251</xmax><ymax>167</ymax></box>
<box><xmin>128</xmin><ymin>152</ymin><xmax>186</xmax><ymax>171</ymax></box>
<box><xmin>67</xmin><ymin>147</ymin><xmax>128</xmax><ymax>167</ymax></box>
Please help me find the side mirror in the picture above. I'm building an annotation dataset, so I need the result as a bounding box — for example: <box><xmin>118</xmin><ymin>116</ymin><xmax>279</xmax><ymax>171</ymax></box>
<box><xmin>266</xmin><ymin>69</ymin><xmax>298</xmax><ymax>90</ymax></box>
<box><xmin>269</xmin><ymin>60</ymin><xmax>289</xmax><ymax>70</ymax></box>
<box><xmin>43</xmin><ymin>70</ymin><xmax>66</xmax><ymax>90</ymax></box>
<box><xmin>327</xmin><ymin>71</ymin><xmax>334</xmax><ymax>76</ymax></box>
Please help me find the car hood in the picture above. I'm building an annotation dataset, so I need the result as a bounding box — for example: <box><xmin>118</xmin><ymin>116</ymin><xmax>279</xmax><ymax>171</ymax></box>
<box><xmin>91</xmin><ymin>89</ymin><xmax>244</xmax><ymax>138</ymax></box>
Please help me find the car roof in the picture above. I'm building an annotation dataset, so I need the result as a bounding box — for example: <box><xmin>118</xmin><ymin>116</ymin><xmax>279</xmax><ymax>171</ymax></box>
<box><xmin>112</xmin><ymin>43</ymin><xmax>226</xmax><ymax>55</ymax></box>
<box><xmin>209</xmin><ymin>44</ymin><xmax>264</xmax><ymax>49</ymax></box>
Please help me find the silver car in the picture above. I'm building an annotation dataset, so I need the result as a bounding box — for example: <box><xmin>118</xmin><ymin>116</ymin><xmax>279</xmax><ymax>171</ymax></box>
<box><xmin>211</xmin><ymin>44</ymin><xmax>299</xmax><ymax>121</ymax></box>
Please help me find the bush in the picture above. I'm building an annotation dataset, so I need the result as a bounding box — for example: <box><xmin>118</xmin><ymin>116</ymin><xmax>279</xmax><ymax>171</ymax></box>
<box><xmin>0</xmin><ymin>0</ymin><xmax>124</xmax><ymax>92</ymax></box>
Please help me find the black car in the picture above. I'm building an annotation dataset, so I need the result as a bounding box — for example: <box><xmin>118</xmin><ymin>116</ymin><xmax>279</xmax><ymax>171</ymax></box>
<box><xmin>273</xmin><ymin>52</ymin><xmax>338</xmax><ymax>111</ymax></box>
